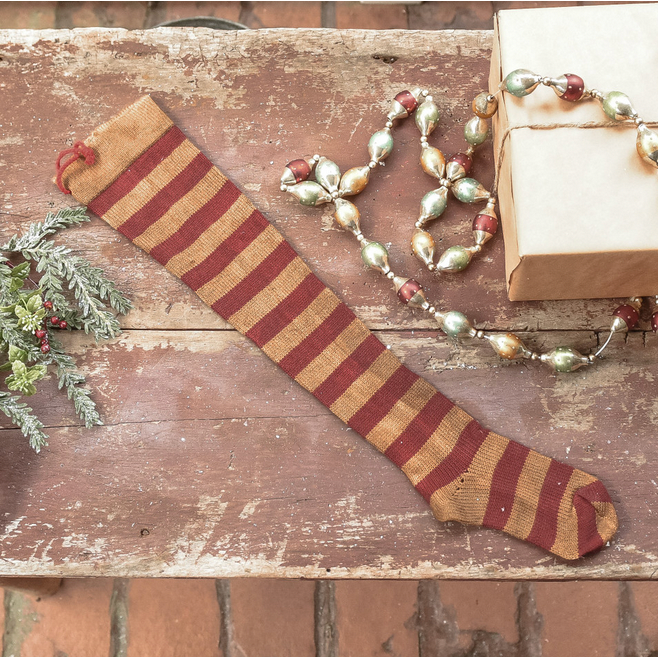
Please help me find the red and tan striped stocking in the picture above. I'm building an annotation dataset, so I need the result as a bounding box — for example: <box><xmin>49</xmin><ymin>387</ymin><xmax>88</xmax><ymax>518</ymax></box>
<box><xmin>56</xmin><ymin>96</ymin><xmax>618</xmax><ymax>560</ymax></box>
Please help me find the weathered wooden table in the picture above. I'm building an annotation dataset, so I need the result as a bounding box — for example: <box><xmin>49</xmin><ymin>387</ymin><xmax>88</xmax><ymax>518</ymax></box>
<box><xmin>0</xmin><ymin>27</ymin><xmax>654</xmax><ymax>580</ymax></box>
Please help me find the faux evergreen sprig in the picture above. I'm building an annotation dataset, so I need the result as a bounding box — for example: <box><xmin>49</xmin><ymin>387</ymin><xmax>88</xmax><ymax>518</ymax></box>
<box><xmin>0</xmin><ymin>207</ymin><xmax>131</xmax><ymax>451</ymax></box>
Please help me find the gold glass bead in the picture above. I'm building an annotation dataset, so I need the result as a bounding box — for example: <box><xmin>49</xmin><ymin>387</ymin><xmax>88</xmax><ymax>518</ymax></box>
<box><xmin>334</xmin><ymin>198</ymin><xmax>361</xmax><ymax>234</ymax></box>
<box><xmin>420</xmin><ymin>146</ymin><xmax>446</xmax><ymax>179</ymax></box>
<box><xmin>411</xmin><ymin>228</ymin><xmax>435</xmax><ymax>267</ymax></box>
<box><xmin>602</xmin><ymin>91</ymin><xmax>637</xmax><ymax>121</ymax></box>
<box><xmin>472</xmin><ymin>92</ymin><xmax>498</xmax><ymax>119</ymax></box>
<box><xmin>541</xmin><ymin>346</ymin><xmax>590</xmax><ymax>372</ymax></box>
<box><xmin>485</xmin><ymin>332</ymin><xmax>532</xmax><ymax>360</ymax></box>
<box><xmin>339</xmin><ymin>166</ymin><xmax>371</xmax><ymax>196</ymax></box>
<box><xmin>637</xmin><ymin>123</ymin><xmax>658</xmax><ymax>168</ymax></box>
<box><xmin>435</xmin><ymin>245</ymin><xmax>473</xmax><ymax>273</ymax></box>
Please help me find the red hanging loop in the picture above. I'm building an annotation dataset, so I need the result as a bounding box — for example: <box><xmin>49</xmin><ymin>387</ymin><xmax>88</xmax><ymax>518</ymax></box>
<box><xmin>55</xmin><ymin>141</ymin><xmax>96</xmax><ymax>194</ymax></box>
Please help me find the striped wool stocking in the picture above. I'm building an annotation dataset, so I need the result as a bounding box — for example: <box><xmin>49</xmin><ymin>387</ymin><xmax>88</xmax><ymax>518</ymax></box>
<box><xmin>56</xmin><ymin>96</ymin><xmax>618</xmax><ymax>559</ymax></box>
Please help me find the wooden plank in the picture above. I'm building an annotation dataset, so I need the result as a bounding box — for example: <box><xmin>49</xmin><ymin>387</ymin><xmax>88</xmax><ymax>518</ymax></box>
<box><xmin>0</xmin><ymin>27</ymin><xmax>655</xmax><ymax>578</ymax></box>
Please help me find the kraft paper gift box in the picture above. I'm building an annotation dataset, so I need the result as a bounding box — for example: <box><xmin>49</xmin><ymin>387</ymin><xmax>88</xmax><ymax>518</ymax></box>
<box><xmin>490</xmin><ymin>3</ymin><xmax>658</xmax><ymax>301</ymax></box>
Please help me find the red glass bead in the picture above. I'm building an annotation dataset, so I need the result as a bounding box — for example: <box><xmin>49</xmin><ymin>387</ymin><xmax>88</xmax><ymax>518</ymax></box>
<box><xmin>35</xmin><ymin>329</ymin><xmax>47</xmax><ymax>339</ymax></box>
<box><xmin>394</xmin><ymin>90</ymin><xmax>419</xmax><ymax>114</ymax></box>
<box><xmin>286</xmin><ymin>159</ymin><xmax>312</xmax><ymax>184</ymax></box>
<box><xmin>43</xmin><ymin>300</ymin><xmax>53</xmax><ymax>310</ymax></box>
<box><xmin>40</xmin><ymin>343</ymin><xmax>50</xmax><ymax>354</ymax></box>
<box><xmin>561</xmin><ymin>74</ymin><xmax>585</xmax><ymax>102</ymax></box>
<box><xmin>613</xmin><ymin>304</ymin><xmax>639</xmax><ymax>330</ymax></box>
<box><xmin>652</xmin><ymin>312</ymin><xmax>658</xmax><ymax>333</ymax></box>
<box><xmin>59</xmin><ymin>321</ymin><xmax>68</xmax><ymax>329</ymax></box>
<box><xmin>448</xmin><ymin>153</ymin><xmax>472</xmax><ymax>174</ymax></box>
<box><xmin>397</xmin><ymin>279</ymin><xmax>423</xmax><ymax>305</ymax></box>
<box><xmin>472</xmin><ymin>213</ymin><xmax>498</xmax><ymax>235</ymax></box>
<box><xmin>50</xmin><ymin>316</ymin><xmax>60</xmax><ymax>325</ymax></box>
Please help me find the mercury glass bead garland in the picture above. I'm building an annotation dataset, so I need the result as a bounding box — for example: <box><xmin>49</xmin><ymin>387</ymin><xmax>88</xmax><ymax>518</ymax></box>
<box><xmin>281</xmin><ymin>75</ymin><xmax>658</xmax><ymax>373</ymax></box>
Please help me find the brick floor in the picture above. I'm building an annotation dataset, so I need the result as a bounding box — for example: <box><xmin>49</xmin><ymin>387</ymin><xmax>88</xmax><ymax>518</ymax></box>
<box><xmin>0</xmin><ymin>2</ymin><xmax>651</xmax><ymax>657</ymax></box>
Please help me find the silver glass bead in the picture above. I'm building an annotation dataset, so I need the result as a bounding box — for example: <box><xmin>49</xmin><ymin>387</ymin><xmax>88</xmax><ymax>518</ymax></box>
<box><xmin>451</xmin><ymin>177</ymin><xmax>490</xmax><ymax>203</ymax></box>
<box><xmin>437</xmin><ymin>311</ymin><xmax>476</xmax><ymax>338</ymax></box>
<box><xmin>464</xmin><ymin>115</ymin><xmax>489</xmax><ymax>146</ymax></box>
<box><xmin>411</xmin><ymin>228</ymin><xmax>436</xmax><ymax>267</ymax></box>
<box><xmin>334</xmin><ymin>198</ymin><xmax>361</xmax><ymax>234</ymax></box>
<box><xmin>418</xmin><ymin>186</ymin><xmax>449</xmax><ymax>224</ymax></box>
<box><xmin>368</xmin><ymin>129</ymin><xmax>394</xmax><ymax>163</ymax></box>
<box><xmin>315</xmin><ymin>157</ymin><xmax>341</xmax><ymax>194</ymax></box>
<box><xmin>446</xmin><ymin>160</ymin><xmax>467</xmax><ymax>182</ymax></box>
<box><xmin>485</xmin><ymin>332</ymin><xmax>532</xmax><ymax>360</ymax></box>
<box><xmin>637</xmin><ymin>123</ymin><xmax>658</xmax><ymax>168</ymax></box>
<box><xmin>435</xmin><ymin>245</ymin><xmax>474</xmax><ymax>273</ymax></box>
<box><xmin>288</xmin><ymin>181</ymin><xmax>332</xmax><ymax>206</ymax></box>
<box><xmin>541</xmin><ymin>346</ymin><xmax>590</xmax><ymax>373</ymax></box>
<box><xmin>415</xmin><ymin>100</ymin><xmax>440</xmax><ymax>137</ymax></box>
<box><xmin>602</xmin><ymin>91</ymin><xmax>637</xmax><ymax>121</ymax></box>
<box><xmin>339</xmin><ymin>166</ymin><xmax>371</xmax><ymax>196</ymax></box>
<box><xmin>420</xmin><ymin>145</ymin><xmax>446</xmax><ymax>179</ymax></box>
<box><xmin>388</xmin><ymin>99</ymin><xmax>408</xmax><ymax>121</ymax></box>
<box><xmin>361</xmin><ymin>241</ymin><xmax>391</xmax><ymax>274</ymax></box>
<box><xmin>500</xmin><ymin>69</ymin><xmax>541</xmax><ymax>97</ymax></box>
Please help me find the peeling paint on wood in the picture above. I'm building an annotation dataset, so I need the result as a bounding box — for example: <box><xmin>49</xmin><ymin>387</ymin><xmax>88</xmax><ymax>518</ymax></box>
<box><xmin>0</xmin><ymin>28</ymin><xmax>656</xmax><ymax>579</ymax></box>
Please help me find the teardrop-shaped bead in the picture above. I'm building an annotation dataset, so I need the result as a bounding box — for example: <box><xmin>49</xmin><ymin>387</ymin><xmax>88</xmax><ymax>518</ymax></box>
<box><xmin>636</xmin><ymin>123</ymin><xmax>658</xmax><ymax>168</ymax></box>
<box><xmin>281</xmin><ymin>157</ymin><xmax>315</xmax><ymax>186</ymax></box>
<box><xmin>472</xmin><ymin>207</ymin><xmax>498</xmax><ymax>246</ymax></box>
<box><xmin>485</xmin><ymin>332</ymin><xmax>532</xmax><ymax>360</ymax></box>
<box><xmin>393</xmin><ymin>276</ymin><xmax>427</xmax><ymax>308</ymax></box>
<box><xmin>334</xmin><ymin>198</ymin><xmax>361</xmax><ymax>234</ymax></box>
<box><xmin>602</xmin><ymin>91</ymin><xmax>636</xmax><ymax>121</ymax></box>
<box><xmin>339</xmin><ymin>166</ymin><xmax>371</xmax><ymax>196</ymax></box>
<box><xmin>436</xmin><ymin>311</ymin><xmax>475</xmax><ymax>338</ymax></box>
<box><xmin>415</xmin><ymin>100</ymin><xmax>440</xmax><ymax>137</ymax></box>
<box><xmin>436</xmin><ymin>245</ymin><xmax>473</xmax><ymax>273</ymax></box>
<box><xmin>541</xmin><ymin>346</ymin><xmax>590</xmax><ymax>373</ymax></box>
<box><xmin>315</xmin><ymin>157</ymin><xmax>341</xmax><ymax>193</ymax></box>
<box><xmin>368</xmin><ymin>129</ymin><xmax>394</xmax><ymax>163</ymax></box>
<box><xmin>411</xmin><ymin>228</ymin><xmax>435</xmax><ymax>267</ymax></box>
<box><xmin>288</xmin><ymin>181</ymin><xmax>332</xmax><ymax>206</ymax></box>
<box><xmin>549</xmin><ymin>74</ymin><xmax>585</xmax><ymax>102</ymax></box>
<box><xmin>472</xmin><ymin>92</ymin><xmax>498</xmax><ymax>119</ymax></box>
<box><xmin>500</xmin><ymin>69</ymin><xmax>541</xmax><ymax>97</ymax></box>
<box><xmin>451</xmin><ymin>178</ymin><xmax>490</xmax><ymax>204</ymax></box>
<box><xmin>446</xmin><ymin>153</ymin><xmax>472</xmax><ymax>181</ymax></box>
<box><xmin>464</xmin><ymin>116</ymin><xmax>489</xmax><ymax>146</ymax></box>
<box><xmin>420</xmin><ymin>146</ymin><xmax>446</xmax><ymax>179</ymax></box>
<box><xmin>418</xmin><ymin>186</ymin><xmax>448</xmax><ymax>224</ymax></box>
<box><xmin>361</xmin><ymin>241</ymin><xmax>390</xmax><ymax>274</ymax></box>
<box><xmin>611</xmin><ymin>304</ymin><xmax>640</xmax><ymax>332</ymax></box>
<box><xmin>390</xmin><ymin>90</ymin><xmax>420</xmax><ymax>119</ymax></box>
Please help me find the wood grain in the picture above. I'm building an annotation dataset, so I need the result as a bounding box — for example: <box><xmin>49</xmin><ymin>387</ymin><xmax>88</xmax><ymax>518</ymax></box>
<box><xmin>0</xmin><ymin>27</ymin><xmax>655</xmax><ymax>579</ymax></box>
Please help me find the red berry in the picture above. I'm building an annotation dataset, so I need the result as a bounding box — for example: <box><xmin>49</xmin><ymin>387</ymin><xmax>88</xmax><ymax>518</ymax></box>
<box><xmin>58</xmin><ymin>321</ymin><xmax>68</xmax><ymax>330</ymax></box>
<box><xmin>40</xmin><ymin>343</ymin><xmax>50</xmax><ymax>354</ymax></box>
<box><xmin>50</xmin><ymin>316</ymin><xmax>59</xmax><ymax>325</ymax></box>
<box><xmin>43</xmin><ymin>301</ymin><xmax>53</xmax><ymax>310</ymax></box>
<box><xmin>35</xmin><ymin>329</ymin><xmax>47</xmax><ymax>339</ymax></box>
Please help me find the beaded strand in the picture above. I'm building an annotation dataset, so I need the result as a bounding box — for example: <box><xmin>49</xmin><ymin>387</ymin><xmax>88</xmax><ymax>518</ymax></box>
<box><xmin>281</xmin><ymin>72</ymin><xmax>658</xmax><ymax>373</ymax></box>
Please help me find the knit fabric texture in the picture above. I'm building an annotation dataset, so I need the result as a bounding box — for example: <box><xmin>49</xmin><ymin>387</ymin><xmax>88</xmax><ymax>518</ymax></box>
<box><xmin>59</xmin><ymin>96</ymin><xmax>618</xmax><ymax>559</ymax></box>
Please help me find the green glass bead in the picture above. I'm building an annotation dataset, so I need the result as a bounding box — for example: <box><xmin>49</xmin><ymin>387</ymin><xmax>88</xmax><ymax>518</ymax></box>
<box><xmin>637</xmin><ymin>123</ymin><xmax>658</xmax><ymax>167</ymax></box>
<box><xmin>418</xmin><ymin>186</ymin><xmax>448</xmax><ymax>223</ymax></box>
<box><xmin>438</xmin><ymin>311</ymin><xmax>475</xmax><ymax>338</ymax></box>
<box><xmin>415</xmin><ymin>100</ymin><xmax>440</xmax><ymax>137</ymax></box>
<box><xmin>602</xmin><ymin>91</ymin><xmax>636</xmax><ymax>121</ymax></box>
<box><xmin>542</xmin><ymin>346</ymin><xmax>590</xmax><ymax>373</ymax></box>
<box><xmin>464</xmin><ymin>115</ymin><xmax>489</xmax><ymax>146</ymax></box>
<box><xmin>368</xmin><ymin>129</ymin><xmax>394</xmax><ymax>163</ymax></box>
<box><xmin>501</xmin><ymin>69</ymin><xmax>541</xmax><ymax>97</ymax></box>
<box><xmin>288</xmin><ymin>181</ymin><xmax>332</xmax><ymax>206</ymax></box>
<box><xmin>436</xmin><ymin>246</ymin><xmax>472</xmax><ymax>273</ymax></box>
<box><xmin>315</xmin><ymin>157</ymin><xmax>341</xmax><ymax>193</ymax></box>
<box><xmin>451</xmin><ymin>177</ymin><xmax>489</xmax><ymax>204</ymax></box>
<box><xmin>361</xmin><ymin>241</ymin><xmax>390</xmax><ymax>274</ymax></box>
